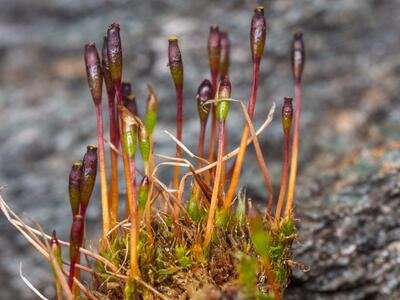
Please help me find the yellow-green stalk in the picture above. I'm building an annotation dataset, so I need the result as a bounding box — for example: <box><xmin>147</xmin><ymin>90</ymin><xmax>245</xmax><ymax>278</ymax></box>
<box><xmin>50</xmin><ymin>230</ymin><xmax>63</xmax><ymax>300</ymax></box>
<box><xmin>285</xmin><ymin>32</ymin><xmax>305</xmax><ymax>217</ymax></box>
<box><xmin>204</xmin><ymin>76</ymin><xmax>231</xmax><ymax>248</ymax></box>
<box><xmin>119</xmin><ymin>105</ymin><xmax>141</xmax><ymax>281</ymax></box>
<box><xmin>275</xmin><ymin>97</ymin><xmax>293</xmax><ymax>219</ymax></box>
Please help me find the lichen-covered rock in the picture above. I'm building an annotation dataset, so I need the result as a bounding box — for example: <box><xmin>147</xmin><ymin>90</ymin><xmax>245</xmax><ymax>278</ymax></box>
<box><xmin>287</xmin><ymin>145</ymin><xmax>400</xmax><ymax>299</ymax></box>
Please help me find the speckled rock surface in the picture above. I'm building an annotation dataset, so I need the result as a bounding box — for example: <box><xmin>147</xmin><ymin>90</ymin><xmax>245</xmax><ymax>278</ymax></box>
<box><xmin>0</xmin><ymin>0</ymin><xmax>399</xmax><ymax>299</ymax></box>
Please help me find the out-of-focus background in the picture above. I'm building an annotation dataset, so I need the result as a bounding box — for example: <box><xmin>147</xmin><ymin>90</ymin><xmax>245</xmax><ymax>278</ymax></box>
<box><xmin>0</xmin><ymin>0</ymin><xmax>399</xmax><ymax>299</ymax></box>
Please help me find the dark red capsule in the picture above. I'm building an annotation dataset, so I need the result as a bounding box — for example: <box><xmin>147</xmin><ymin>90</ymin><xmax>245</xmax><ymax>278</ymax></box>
<box><xmin>219</xmin><ymin>31</ymin><xmax>230</xmax><ymax>79</ymax></box>
<box><xmin>208</xmin><ymin>25</ymin><xmax>221</xmax><ymax>75</ymax></box>
<box><xmin>80</xmin><ymin>145</ymin><xmax>97</xmax><ymax>217</ymax></box>
<box><xmin>196</xmin><ymin>79</ymin><xmax>213</xmax><ymax>122</ymax></box>
<box><xmin>168</xmin><ymin>37</ymin><xmax>183</xmax><ymax>88</ymax></box>
<box><xmin>250</xmin><ymin>6</ymin><xmax>267</xmax><ymax>62</ymax></box>
<box><xmin>291</xmin><ymin>32</ymin><xmax>305</xmax><ymax>83</ymax></box>
<box><xmin>101</xmin><ymin>37</ymin><xmax>114</xmax><ymax>94</ymax></box>
<box><xmin>107</xmin><ymin>23</ymin><xmax>123</xmax><ymax>84</ymax></box>
<box><xmin>85</xmin><ymin>43</ymin><xmax>103</xmax><ymax>105</ymax></box>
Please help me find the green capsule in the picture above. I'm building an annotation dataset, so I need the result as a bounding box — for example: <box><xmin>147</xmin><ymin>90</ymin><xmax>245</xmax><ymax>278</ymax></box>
<box><xmin>68</xmin><ymin>161</ymin><xmax>82</xmax><ymax>217</ymax></box>
<box><xmin>80</xmin><ymin>145</ymin><xmax>97</xmax><ymax>217</ymax></box>
<box><xmin>168</xmin><ymin>37</ymin><xmax>183</xmax><ymax>88</ymax></box>
<box><xmin>248</xmin><ymin>207</ymin><xmax>270</xmax><ymax>257</ymax></box>
<box><xmin>50</xmin><ymin>230</ymin><xmax>63</xmax><ymax>278</ymax></box>
<box><xmin>138</xmin><ymin>176</ymin><xmax>149</xmax><ymax>212</ymax></box>
<box><xmin>215</xmin><ymin>76</ymin><xmax>231</xmax><ymax>122</ymax></box>
<box><xmin>123</xmin><ymin>130</ymin><xmax>136</xmax><ymax>158</ymax></box>
<box><xmin>145</xmin><ymin>84</ymin><xmax>158</xmax><ymax>135</ymax></box>
<box><xmin>119</xmin><ymin>104</ymin><xmax>138</xmax><ymax>159</ymax></box>
<box><xmin>138</xmin><ymin>121</ymin><xmax>150</xmax><ymax>163</ymax></box>
<box><xmin>282</xmin><ymin>96</ymin><xmax>293</xmax><ymax>133</ymax></box>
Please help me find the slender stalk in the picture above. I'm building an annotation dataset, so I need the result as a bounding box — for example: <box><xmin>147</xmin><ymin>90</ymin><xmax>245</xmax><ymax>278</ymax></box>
<box><xmin>275</xmin><ymin>97</ymin><xmax>293</xmax><ymax>219</ymax></box>
<box><xmin>95</xmin><ymin>104</ymin><xmax>111</xmax><ymax>237</ymax></box>
<box><xmin>144</xmin><ymin>85</ymin><xmax>157</xmax><ymax>239</ymax></box>
<box><xmin>50</xmin><ymin>231</ymin><xmax>63</xmax><ymax>300</ymax></box>
<box><xmin>204</xmin><ymin>77</ymin><xmax>230</xmax><ymax>248</ymax></box>
<box><xmin>285</xmin><ymin>32</ymin><xmax>305</xmax><ymax>217</ymax></box>
<box><xmin>119</xmin><ymin>105</ymin><xmax>141</xmax><ymax>279</ymax></box>
<box><xmin>198</xmin><ymin>121</ymin><xmax>207</xmax><ymax>163</ymax></box>
<box><xmin>107</xmin><ymin>91</ymin><xmax>119</xmax><ymax>225</ymax></box>
<box><xmin>102</xmin><ymin>37</ymin><xmax>119</xmax><ymax>226</ymax></box>
<box><xmin>224</xmin><ymin>6</ymin><xmax>266</xmax><ymax>209</ymax></box>
<box><xmin>204</xmin><ymin>120</ymin><xmax>225</xmax><ymax>247</ymax></box>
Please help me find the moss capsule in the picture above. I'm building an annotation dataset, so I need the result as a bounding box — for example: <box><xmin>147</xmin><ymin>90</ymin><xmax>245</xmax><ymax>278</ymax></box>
<box><xmin>138</xmin><ymin>122</ymin><xmax>150</xmax><ymax>163</ymax></box>
<box><xmin>145</xmin><ymin>84</ymin><xmax>158</xmax><ymax>135</ymax></box>
<box><xmin>107</xmin><ymin>23</ymin><xmax>123</xmax><ymax>84</ymax></box>
<box><xmin>250</xmin><ymin>6</ymin><xmax>267</xmax><ymax>62</ymax></box>
<box><xmin>215</xmin><ymin>76</ymin><xmax>231</xmax><ymax>122</ymax></box>
<box><xmin>291</xmin><ymin>32</ymin><xmax>305</xmax><ymax>83</ymax></box>
<box><xmin>69</xmin><ymin>161</ymin><xmax>82</xmax><ymax>218</ymax></box>
<box><xmin>196</xmin><ymin>79</ymin><xmax>213</xmax><ymax>122</ymax></box>
<box><xmin>80</xmin><ymin>145</ymin><xmax>97</xmax><ymax>216</ymax></box>
<box><xmin>101</xmin><ymin>37</ymin><xmax>114</xmax><ymax>94</ymax></box>
<box><xmin>84</xmin><ymin>43</ymin><xmax>103</xmax><ymax>105</ymax></box>
<box><xmin>282</xmin><ymin>96</ymin><xmax>293</xmax><ymax>133</ymax></box>
<box><xmin>138</xmin><ymin>176</ymin><xmax>149</xmax><ymax>212</ymax></box>
<box><xmin>168</xmin><ymin>37</ymin><xmax>183</xmax><ymax>88</ymax></box>
<box><xmin>219</xmin><ymin>31</ymin><xmax>230</xmax><ymax>79</ymax></box>
<box><xmin>208</xmin><ymin>25</ymin><xmax>221</xmax><ymax>75</ymax></box>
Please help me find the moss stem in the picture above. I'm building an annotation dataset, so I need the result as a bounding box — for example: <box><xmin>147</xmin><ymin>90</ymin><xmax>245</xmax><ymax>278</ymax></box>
<box><xmin>285</xmin><ymin>82</ymin><xmax>301</xmax><ymax>216</ymax></box>
<box><xmin>94</xmin><ymin>104</ymin><xmax>110</xmax><ymax>238</ymax></box>
<box><xmin>204</xmin><ymin>120</ymin><xmax>225</xmax><ymax>247</ymax></box>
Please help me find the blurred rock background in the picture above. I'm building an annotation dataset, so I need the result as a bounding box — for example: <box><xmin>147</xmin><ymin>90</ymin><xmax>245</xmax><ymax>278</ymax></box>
<box><xmin>0</xmin><ymin>0</ymin><xmax>399</xmax><ymax>299</ymax></box>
